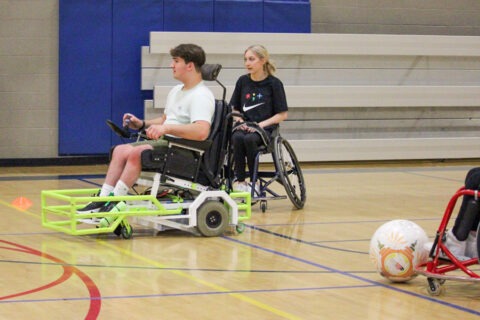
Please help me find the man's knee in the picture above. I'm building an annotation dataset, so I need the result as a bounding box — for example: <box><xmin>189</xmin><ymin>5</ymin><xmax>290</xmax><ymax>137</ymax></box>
<box><xmin>111</xmin><ymin>144</ymin><xmax>129</xmax><ymax>159</ymax></box>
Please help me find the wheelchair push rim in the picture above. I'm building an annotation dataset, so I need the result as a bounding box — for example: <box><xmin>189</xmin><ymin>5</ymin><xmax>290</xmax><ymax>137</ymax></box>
<box><xmin>273</xmin><ymin>136</ymin><xmax>306</xmax><ymax>209</ymax></box>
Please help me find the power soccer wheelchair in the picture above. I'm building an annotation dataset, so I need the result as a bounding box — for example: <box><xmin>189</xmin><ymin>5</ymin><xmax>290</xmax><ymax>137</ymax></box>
<box><xmin>41</xmin><ymin>64</ymin><xmax>251</xmax><ymax>239</ymax></box>
<box><xmin>229</xmin><ymin>118</ymin><xmax>306</xmax><ymax>213</ymax></box>
<box><xmin>416</xmin><ymin>186</ymin><xmax>480</xmax><ymax>296</ymax></box>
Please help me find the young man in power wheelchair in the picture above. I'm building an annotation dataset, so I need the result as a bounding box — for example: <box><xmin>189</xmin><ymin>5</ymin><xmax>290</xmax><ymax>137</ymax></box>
<box><xmin>41</xmin><ymin>45</ymin><xmax>251</xmax><ymax>238</ymax></box>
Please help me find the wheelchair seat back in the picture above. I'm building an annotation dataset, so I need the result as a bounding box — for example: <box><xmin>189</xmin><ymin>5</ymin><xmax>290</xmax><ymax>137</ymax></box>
<box><xmin>196</xmin><ymin>99</ymin><xmax>231</xmax><ymax>188</ymax></box>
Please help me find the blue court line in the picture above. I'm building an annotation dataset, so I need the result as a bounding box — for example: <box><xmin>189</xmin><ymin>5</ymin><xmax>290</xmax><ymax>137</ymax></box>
<box><xmin>0</xmin><ymin>174</ymin><xmax>104</xmax><ymax>182</ymax></box>
<box><xmin>223</xmin><ymin>230</ymin><xmax>480</xmax><ymax>316</ymax></box>
<box><xmin>0</xmin><ymin>259</ymin><xmax>336</xmax><ymax>274</ymax></box>
<box><xmin>254</xmin><ymin>217</ymin><xmax>440</xmax><ymax>227</ymax></box>
<box><xmin>305</xmin><ymin>165</ymin><xmax>474</xmax><ymax>175</ymax></box>
<box><xmin>0</xmin><ymin>284</ymin><xmax>376</xmax><ymax>304</ymax></box>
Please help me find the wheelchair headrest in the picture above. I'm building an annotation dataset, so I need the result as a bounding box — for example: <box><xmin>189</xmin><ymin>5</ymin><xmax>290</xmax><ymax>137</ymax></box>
<box><xmin>201</xmin><ymin>64</ymin><xmax>222</xmax><ymax>81</ymax></box>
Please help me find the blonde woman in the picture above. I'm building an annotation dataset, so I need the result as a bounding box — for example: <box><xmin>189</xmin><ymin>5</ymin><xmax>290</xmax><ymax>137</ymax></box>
<box><xmin>229</xmin><ymin>45</ymin><xmax>288</xmax><ymax>193</ymax></box>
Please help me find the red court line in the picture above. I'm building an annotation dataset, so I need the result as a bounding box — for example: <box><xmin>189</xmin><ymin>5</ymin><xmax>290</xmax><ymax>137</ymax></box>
<box><xmin>0</xmin><ymin>240</ymin><xmax>101</xmax><ymax>319</ymax></box>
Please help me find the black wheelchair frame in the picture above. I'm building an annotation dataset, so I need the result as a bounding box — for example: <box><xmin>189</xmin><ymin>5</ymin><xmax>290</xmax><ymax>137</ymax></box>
<box><xmin>229</xmin><ymin>116</ymin><xmax>307</xmax><ymax>213</ymax></box>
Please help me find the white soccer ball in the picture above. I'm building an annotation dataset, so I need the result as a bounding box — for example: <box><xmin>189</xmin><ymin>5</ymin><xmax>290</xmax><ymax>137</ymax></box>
<box><xmin>369</xmin><ymin>219</ymin><xmax>429</xmax><ymax>282</ymax></box>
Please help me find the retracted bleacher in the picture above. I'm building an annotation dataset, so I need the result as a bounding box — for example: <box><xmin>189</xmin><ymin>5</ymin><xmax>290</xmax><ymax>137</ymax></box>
<box><xmin>142</xmin><ymin>32</ymin><xmax>480</xmax><ymax>161</ymax></box>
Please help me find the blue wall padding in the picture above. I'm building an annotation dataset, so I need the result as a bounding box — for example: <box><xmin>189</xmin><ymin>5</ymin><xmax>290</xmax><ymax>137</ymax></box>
<box><xmin>264</xmin><ymin>0</ymin><xmax>311</xmax><ymax>33</ymax></box>
<box><xmin>111</xmin><ymin>0</ymin><xmax>164</xmax><ymax>145</ymax></box>
<box><xmin>164</xmin><ymin>0</ymin><xmax>214</xmax><ymax>31</ymax></box>
<box><xmin>59</xmin><ymin>0</ymin><xmax>113</xmax><ymax>155</ymax></box>
<box><xmin>59</xmin><ymin>0</ymin><xmax>311</xmax><ymax>155</ymax></box>
<box><xmin>214</xmin><ymin>0</ymin><xmax>264</xmax><ymax>32</ymax></box>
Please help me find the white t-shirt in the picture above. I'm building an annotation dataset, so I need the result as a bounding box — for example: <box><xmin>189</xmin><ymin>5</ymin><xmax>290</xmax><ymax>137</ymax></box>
<box><xmin>164</xmin><ymin>81</ymin><xmax>215</xmax><ymax>126</ymax></box>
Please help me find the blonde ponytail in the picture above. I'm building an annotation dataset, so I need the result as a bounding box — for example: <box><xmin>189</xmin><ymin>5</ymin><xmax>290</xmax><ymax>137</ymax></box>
<box><xmin>245</xmin><ymin>44</ymin><xmax>276</xmax><ymax>76</ymax></box>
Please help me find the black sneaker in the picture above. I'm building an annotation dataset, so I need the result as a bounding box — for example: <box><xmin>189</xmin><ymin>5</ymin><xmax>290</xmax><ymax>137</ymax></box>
<box><xmin>99</xmin><ymin>201</ymin><xmax>118</xmax><ymax>213</ymax></box>
<box><xmin>77</xmin><ymin>191</ymin><xmax>107</xmax><ymax>214</ymax></box>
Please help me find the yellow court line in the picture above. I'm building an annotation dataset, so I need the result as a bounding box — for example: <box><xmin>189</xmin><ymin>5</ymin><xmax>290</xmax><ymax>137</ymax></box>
<box><xmin>0</xmin><ymin>199</ymin><xmax>38</xmax><ymax>218</ymax></box>
<box><xmin>98</xmin><ymin>240</ymin><xmax>302</xmax><ymax>320</ymax></box>
<box><xmin>1</xmin><ymin>198</ymin><xmax>301</xmax><ymax>319</ymax></box>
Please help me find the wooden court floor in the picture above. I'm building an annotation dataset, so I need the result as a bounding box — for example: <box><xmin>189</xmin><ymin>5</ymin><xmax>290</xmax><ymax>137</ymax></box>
<box><xmin>1</xmin><ymin>161</ymin><xmax>480</xmax><ymax>319</ymax></box>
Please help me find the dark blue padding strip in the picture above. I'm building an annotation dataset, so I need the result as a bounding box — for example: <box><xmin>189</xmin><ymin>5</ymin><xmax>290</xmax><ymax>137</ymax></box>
<box><xmin>58</xmin><ymin>0</ymin><xmax>310</xmax><ymax>155</ymax></box>
<box><xmin>214</xmin><ymin>0</ymin><xmax>264</xmax><ymax>32</ymax></box>
<box><xmin>264</xmin><ymin>0</ymin><xmax>311</xmax><ymax>33</ymax></box>
<box><xmin>164</xmin><ymin>0</ymin><xmax>214</xmax><ymax>31</ymax></box>
<box><xmin>59</xmin><ymin>0</ymin><xmax>113</xmax><ymax>155</ymax></box>
<box><xmin>111</xmin><ymin>0</ymin><xmax>164</xmax><ymax>146</ymax></box>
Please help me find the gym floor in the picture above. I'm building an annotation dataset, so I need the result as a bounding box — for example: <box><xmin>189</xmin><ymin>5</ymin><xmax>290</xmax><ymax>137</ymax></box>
<box><xmin>1</xmin><ymin>161</ymin><xmax>480</xmax><ymax>319</ymax></box>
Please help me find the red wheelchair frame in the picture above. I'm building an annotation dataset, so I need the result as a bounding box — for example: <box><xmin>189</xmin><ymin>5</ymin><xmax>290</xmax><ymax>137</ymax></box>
<box><xmin>416</xmin><ymin>187</ymin><xmax>480</xmax><ymax>296</ymax></box>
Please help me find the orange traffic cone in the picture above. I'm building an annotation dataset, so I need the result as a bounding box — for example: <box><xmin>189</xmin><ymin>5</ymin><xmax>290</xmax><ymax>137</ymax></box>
<box><xmin>11</xmin><ymin>197</ymin><xmax>33</xmax><ymax>210</ymax></box>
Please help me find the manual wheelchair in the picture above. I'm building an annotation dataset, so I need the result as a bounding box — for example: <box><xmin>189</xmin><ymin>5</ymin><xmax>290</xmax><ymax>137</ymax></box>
<box><xmin>416</xmin><ymin>185</ymin><xmax>480</xmax><ymax>295</ymax></box>
<box><xmin>41</xmin><ymin>64</ymin><xmax>251</xmax><ymax>238</ymax></box>
<box><xmin>229</xmin><ymin>118</ymin><xmax>307</xmax><ymax>213</ymax></box>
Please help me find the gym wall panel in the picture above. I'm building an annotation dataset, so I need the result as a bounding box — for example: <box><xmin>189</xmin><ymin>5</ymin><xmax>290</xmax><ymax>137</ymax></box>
<box><xmin>112</xmin><ymin>0</ymin><xmax>163</xmax><ymax>145</ymax></box>
<box><xmin>59</xmin><ymin>0</ymin><xmax>112</xmax><ymax>155</ymax></box>
<box><xmin>264</xmin><ymin>0</ymin><xmax>311</xmax><ymax>33</ymax></box>
<box><xmin>59</xmin><ymin>0</ymin><xmax>311</xmax><ymax>155</ymax></box>
<box><xmin>214</xmin><ymin>0</ymin><xmax>264</xmax><ymax>32</ymax></box>
<box><xmin>164</xmin><ymin>0</ymin><xmax>214</xmax><ymax>31</ymax></box>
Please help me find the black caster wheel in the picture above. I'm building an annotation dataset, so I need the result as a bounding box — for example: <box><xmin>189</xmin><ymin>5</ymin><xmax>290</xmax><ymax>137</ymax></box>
<box><xmin>260</xmin><ymin>200</ymin><xmax>267</xmax><ymax>213</ymax></box>
<box><xmin>117</xmin><ymin>220</ymin><xmax>133</xmax><ymax>239</ymax></box>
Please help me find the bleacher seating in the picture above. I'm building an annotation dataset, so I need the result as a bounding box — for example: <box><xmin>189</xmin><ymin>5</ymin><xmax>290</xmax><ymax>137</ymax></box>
<box><xmin>142</xmin><ymin>32</ymin><xmax>480</xmax><ymax>161</ymax></box>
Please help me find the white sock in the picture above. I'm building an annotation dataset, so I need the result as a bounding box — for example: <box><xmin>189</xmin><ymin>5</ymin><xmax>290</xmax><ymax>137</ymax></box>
<box><xmin>100</xmin><ymin>184</ymin><xmax>114</xmax><ymax>197</ymax></box>
<box><xmin>113</xmin><ymin>180</ymin><xmax>129</xmax><ymax>196</ymax></box>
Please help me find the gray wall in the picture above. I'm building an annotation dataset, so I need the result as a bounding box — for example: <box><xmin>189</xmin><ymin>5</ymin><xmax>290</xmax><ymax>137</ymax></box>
<box><xmin>311</xmin><ymin>0</ymin><xmax>480</xmax><ymax>35</ymax></box>
<box><xmin>1</xmin><ymin>0</ymin><xmax>479</xmax><ymax>160</ymax></box>
<box><xmin>0</xmin><ymin>0</ymin><xmax>58</xmax><ymax>158</ymax></box>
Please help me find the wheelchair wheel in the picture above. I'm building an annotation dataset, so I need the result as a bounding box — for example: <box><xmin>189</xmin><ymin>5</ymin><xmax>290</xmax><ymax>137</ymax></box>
<box><xmin>427</xmin><ymin>278</ymin><xmax>443</xmax><ymax>296</ymax></box>
<box><xmin>476</xmin><ymin>222</ymin><xmax>480</xmax><ymax>261</ymax></box>
<box><xmin>196</xmin><ymin>200</ymin><xmax>229</xmax><ymax>237</ymax></box>
<box><xmin>120</xmin><ymin>220</ymin><xmax>133</xmax><ymax>239</ymax></box>
<box><xmin>273</xmin><ymin>137</ymin><xmax>306</xmax><ymax>209</ymax></box>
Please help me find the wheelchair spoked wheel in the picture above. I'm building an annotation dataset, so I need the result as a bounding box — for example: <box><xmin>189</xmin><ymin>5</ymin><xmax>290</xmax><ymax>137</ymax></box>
<box><xmin>477</xmin><ymin>221</ymin><xmax>480</xmax><ymax>261</ymax></box>
<box><xmin>196</xmin><ymin>200</ymin><xmax>229</xmax><ymax>237</ymax></box>
<box><xmin>273</xmin><ymin>136</ymin><xmax>306</xmax><ymax>209</ymax></box>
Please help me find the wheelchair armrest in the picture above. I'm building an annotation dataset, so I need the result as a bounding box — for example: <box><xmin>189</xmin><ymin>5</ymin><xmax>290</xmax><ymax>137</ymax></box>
<box><xmin>164</xmin><ymin>135</ymin><xmax>212</xmax><ymax>151</ymax></box>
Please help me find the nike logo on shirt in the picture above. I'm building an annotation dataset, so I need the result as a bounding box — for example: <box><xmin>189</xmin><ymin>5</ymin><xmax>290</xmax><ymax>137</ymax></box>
<box><xmin>243</xmin><ymin>102</ymin><xmax>265</xmax><ymax>112</ymax></box>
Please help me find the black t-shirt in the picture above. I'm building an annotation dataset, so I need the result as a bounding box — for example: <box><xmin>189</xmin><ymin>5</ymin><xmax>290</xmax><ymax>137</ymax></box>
<box><xmin>229</xmin><ymin>74</ymin><xmax>288</xmax><ymax>130</ymax></box>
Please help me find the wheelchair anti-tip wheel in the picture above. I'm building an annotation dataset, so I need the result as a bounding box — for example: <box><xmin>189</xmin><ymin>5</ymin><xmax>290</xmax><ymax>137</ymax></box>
<box><xmin>120</xmin><ymin>221</ymin><xmax>133</xmax><ymax>239</ymax></box>
<box><xmin>236</xmin><ymin>222</ymin><xmax>246</xmax><ymax>233</ymax></box>
<box><xmin>427</xmin><ymin>277</ymin><xmax>443</xmax><ymax>296</ymax></box>
<box><xmin>273</xmin><ymin>137</ymin><xmax>306</xmax><ymax>209</ymax></box>
<box><xmin>113</xmin><ymin>220</ymin><xmax>133</xmax><ymax>239</ymax></box>
<box><xmin>196</xmin><ymin>200</ymin><xmax>229</xmax><ymax>237</ymax></box>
